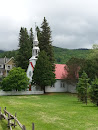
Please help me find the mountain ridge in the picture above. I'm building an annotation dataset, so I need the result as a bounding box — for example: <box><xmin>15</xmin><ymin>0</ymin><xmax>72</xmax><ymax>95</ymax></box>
<box><xmin>0</xmin><ymin>46</ymin><xmax>90</xmax><ymax>64</ymax></box>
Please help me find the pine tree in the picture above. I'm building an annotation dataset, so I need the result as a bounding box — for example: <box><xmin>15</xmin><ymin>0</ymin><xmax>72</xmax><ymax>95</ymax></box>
<box><xmin>36</xmin><ymin>26</ymin><xmax>41</xmax><ymax>42</ymax></box>
<box><xmin>32</xmin><ymin>51</ymin><xmax>56</xmax><ymax>93</ymax></box>
<box><xmin>39</xmin><ymin>17</ymin><xmax>55</xmax><ymax>71</ymax></box>
<box><xmin>15</xmin><ymin>27</ymin><xmax>32</xmax><ymax>71</ymax></box>
<box><xmin>29</xmin><ymin>28</ymin><xmax>33</xmax><ymax>49</ymax></box>
<box><xmin>89</xmin><ymin>77</ymin><xmax>98</xmax><ymax>106</ymax></box>
<box><xmin>77</xmin><ymin>71</ymin><xmax>89</xmax><ymax>104</ymax></box>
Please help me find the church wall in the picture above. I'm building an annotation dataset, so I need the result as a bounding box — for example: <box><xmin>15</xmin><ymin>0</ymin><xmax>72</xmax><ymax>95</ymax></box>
<box><xmin>27</xmin><ymin>59</ymin><xmax>37</xmax><ymax>82</ymax></box>
<box><xmin>27</xmin><ymin>64</ymin><xmax>33</xmax><ymax>82</ymax></box>
<box><xmin>45</xmin><ymin>80</ymin><xmax>76</xmax><ymax>93</ymax></box>
<box><xmin>67</xmin><ymin>84</ymin><xmax>76</xmax><ymax>93</ymax></box>
<box><xmin>45</xmin><ymin>80</ymin><xmax>67</xmax><ymax>92</ymax></box>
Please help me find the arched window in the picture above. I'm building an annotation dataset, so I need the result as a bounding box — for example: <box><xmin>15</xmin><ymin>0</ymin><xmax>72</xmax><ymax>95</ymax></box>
<box><xmin>29</xmin><ymin>71</ymin><xmax>31</xmax><ymax>77</ymax></box>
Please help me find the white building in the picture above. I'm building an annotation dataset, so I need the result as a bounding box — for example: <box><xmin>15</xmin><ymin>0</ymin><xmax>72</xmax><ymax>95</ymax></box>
<box><xmin>27</xmin><ymin>30</ymin><xmax>76</xmax><ymax>93</ymax></box>
<box><xmin>27</xmin><ymin>30</ymin><xmax>40</xmax><ymax>91</ymax></box>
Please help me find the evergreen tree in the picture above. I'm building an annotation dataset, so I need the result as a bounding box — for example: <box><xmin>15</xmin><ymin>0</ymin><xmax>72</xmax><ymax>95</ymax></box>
<box><xmin>15</xmin><ymin>27</ymin><xmax>32</xmax><ymax>71</ymax></box>
<box><xmin>32</xmin><ymin>51</ymin><xmax>56</xmax><ymax>93</ymax></box>
<box><xmin>77</xmin><ymin>71</ymin><xmax>89</xmax><ymax>104</ymax></box>
<box><xmin>89</xmin><ymin>77</ymin><xmax>98</xmax><ymax>106</ymax></box>
<box><xmin>36</xmin><ymin>26</ymin><xmax>41</xmax><ymax>42</ymax></box>
<box><xmin>29</xmin><ymin>28</ymin><xmax>33</xmax><ymax>49</ymax></box>
<box><xmin>39</xmin><ymin>17</ymin><xmax>55</xmax><ymax>70</ymax></box>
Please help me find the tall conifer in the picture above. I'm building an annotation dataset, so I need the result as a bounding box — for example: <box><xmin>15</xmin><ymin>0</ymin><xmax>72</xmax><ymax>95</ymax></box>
<box><xmin>15</xmin><ymin>27</ymin><xmax>32</xmax><ymax>71</ymax></box>
<box><xmin>29</xmin><ymin>28</ymin><xmax>33</xmax><ymax>49</ymax></box>
<box><xmin>77</xmin><ymin>71</ymin><xmax>89</xmax><ymax>104</ymax></box>
<box><xmin>39</xmin><ymin>17</ymin><xmax>55</xmax><ymax>71</ymax></box>
<box><xmin>32</xmin><ymin>51</ymin><xmax>56</xmax><ymax>93</ymax></box>
<box><xmin>89</xmin><ymin>77</ymin><xmax>98</xmax><ymax>106</ymax></box>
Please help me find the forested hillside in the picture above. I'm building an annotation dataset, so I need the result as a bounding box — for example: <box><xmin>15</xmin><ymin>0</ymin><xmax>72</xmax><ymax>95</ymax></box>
<box><xmin>53</xmin><ymin>46</ymin><xmax>90</xmax><ymax>63</ymax></box>
<box><xmin>0</xmin><ymin>50</ymin><xmax>18</xmax><ymax>58</ymax></box>
<box><xmin>0</xmin><ymin>46</ymin><xmax>90</xmax><ymax>64</ymax></box>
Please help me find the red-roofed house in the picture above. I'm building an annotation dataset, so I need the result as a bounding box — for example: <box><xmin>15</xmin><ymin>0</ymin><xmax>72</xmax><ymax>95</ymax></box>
<box><xmin>45</xmin><ymin>64</ymin><xmax>76</xmax><ymax>93</ymax></box>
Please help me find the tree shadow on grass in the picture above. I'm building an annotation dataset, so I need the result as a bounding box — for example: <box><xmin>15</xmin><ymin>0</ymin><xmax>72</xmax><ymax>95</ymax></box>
<box><xmin>82</xmin><ymin>105</ymin><xmax>98</xmax><ymax>108</ymax></box>
<box><xmin>72</xmin><ymin>100</ymin><xmax>83</xmax><ymax>104</ymax></box>
<box><xmin>72</xmin><ymin>101</ymin><xmax>98</xmax><ymax>109</ymax></box>
<box><xmin>0</xmin><ymin>120</ymin><xmax>8</xmax><ymax>130</ymax></box>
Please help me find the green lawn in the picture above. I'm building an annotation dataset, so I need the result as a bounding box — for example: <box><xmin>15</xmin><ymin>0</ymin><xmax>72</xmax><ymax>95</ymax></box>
<box><xmin>0</xmin><ymin>93</ymin><xmax>98</xmax><ymax>130</ymax></box>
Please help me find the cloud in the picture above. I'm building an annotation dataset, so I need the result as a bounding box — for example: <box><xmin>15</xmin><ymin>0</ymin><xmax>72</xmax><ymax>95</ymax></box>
<box><xmin>0</xmin><ymin>0</ymin><xmax>98</xmax><ymax>50</ymax></box>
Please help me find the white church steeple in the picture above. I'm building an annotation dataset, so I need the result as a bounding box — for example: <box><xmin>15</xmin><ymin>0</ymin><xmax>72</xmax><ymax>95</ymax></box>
<box><xmin>32</xmin><ymin>29</ymin><xmax>40</xmax><ymax>58</ymax></box>
<box><xmin>27</xmin><ymin>28</ymin><xmax>40</xmax><ymax>83</ymax></box>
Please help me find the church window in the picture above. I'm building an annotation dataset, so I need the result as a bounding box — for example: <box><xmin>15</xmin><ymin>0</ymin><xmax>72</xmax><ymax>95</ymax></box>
<box><xmin>29</xmin><ymin>71</ymin><xmax>31</xmax><ymax>77</ymax></box>
<box><xmin>61</xmin><ymin>82</ymin><xmax>65</xmax><ymax>88</ymax></box>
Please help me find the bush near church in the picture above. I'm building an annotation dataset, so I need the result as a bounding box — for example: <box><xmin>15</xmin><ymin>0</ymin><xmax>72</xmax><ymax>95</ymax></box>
<box><xmin>1</xmin><ymin>67</ymin><xmax>29</xmax><ymax>91</ymax></box>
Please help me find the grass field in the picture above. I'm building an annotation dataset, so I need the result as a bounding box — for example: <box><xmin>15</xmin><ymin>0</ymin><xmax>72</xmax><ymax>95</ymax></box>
<box><xmin>0</xmin><ymin>93</ymin><xmax>98</xmax><ymax>130</ymax></box>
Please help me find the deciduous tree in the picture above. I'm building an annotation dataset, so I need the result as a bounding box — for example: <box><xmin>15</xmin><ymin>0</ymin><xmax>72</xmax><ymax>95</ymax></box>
<box><xmin>1</xmin><ymin>67</ymin><xmax>29</xmax><ymax>91</ymax></box>
<box><xmin>64</xmin><ymin>57</ymin><xmax>85</xmax><ymax>84</ymax></box>
<box><xmin>79</xmin><ymin>44</ymin><xmax>98</xmax><ymax>82</ymax></box>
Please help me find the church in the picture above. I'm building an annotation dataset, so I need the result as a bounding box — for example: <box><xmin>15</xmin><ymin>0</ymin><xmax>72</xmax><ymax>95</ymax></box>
<box><xmin>27</xmin><ymin>30</ymin><xmax>76</xmax><ymax>93</ymax></box>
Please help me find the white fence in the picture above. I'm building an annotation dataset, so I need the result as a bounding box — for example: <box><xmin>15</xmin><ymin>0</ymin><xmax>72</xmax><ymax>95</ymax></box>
<box><xmin>0</xmin><ymin>90</ymin><xmax>44</xmax><ymax>96</ymax></box>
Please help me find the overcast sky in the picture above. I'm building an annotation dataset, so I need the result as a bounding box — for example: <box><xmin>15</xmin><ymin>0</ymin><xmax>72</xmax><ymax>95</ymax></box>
<box><xmin>0</xmin><ymin>0</ymin><xmax>98</xmax><ymax>50</ymax></box>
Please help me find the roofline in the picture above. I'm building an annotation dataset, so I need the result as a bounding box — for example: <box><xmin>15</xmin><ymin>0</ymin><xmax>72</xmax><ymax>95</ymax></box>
<box><xmin>55</xmin><ymin>64</ymin><xmax>66</xmax><ymax>65</ymax></box>
<box><xmin>5</xmin><ymin>57</ymin><xmax>14</xmax><ymax>65</ymax></box>
<box><xmin>56</xmin><ymin>78</ymin><xmax>65</xmax><ymax>80</ymax></box>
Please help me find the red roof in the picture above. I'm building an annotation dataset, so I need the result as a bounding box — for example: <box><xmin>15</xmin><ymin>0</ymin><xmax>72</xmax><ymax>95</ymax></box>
<box><xmin>55</xmin><ymin>64</ymin><xmax>68</xmax><ymax>79</ymax></box>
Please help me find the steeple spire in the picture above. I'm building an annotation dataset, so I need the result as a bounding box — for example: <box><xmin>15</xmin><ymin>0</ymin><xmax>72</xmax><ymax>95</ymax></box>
<box><xmin>33</xmin><ymin>23</ymin><xmax>39</xmax><ymax>47</ymax></box>
<box><xmin>33</xmin><ymin>31</ymin><xmax>39</xmax><ymax>47</ymax></box>
<box><xmin>34</xmin><ymin>30</ymin><xmax>38</xmax><ymax>42</ymax></box>
<box><xmin>31</xmin><ymin>25</ymin><xmax>40</xmax><ymax>57</ymax></box>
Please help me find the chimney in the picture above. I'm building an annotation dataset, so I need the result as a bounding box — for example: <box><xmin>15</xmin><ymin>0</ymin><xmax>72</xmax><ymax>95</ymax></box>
<box><xmin>4</xmin><ymin>56</ymin><xmax>6</xmax><ymax>64</ymax></box>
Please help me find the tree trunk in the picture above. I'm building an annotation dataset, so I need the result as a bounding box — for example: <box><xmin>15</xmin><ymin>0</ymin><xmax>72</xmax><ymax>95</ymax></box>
<box><xmin>97</xmin><ymin>102</ymin><xmax>98</xmax><ymax>106</ymax></box>
<box><xmin>43</xmin><ymin>86</ymin><xmax>45</xmax><ymax>93</ymax></box>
